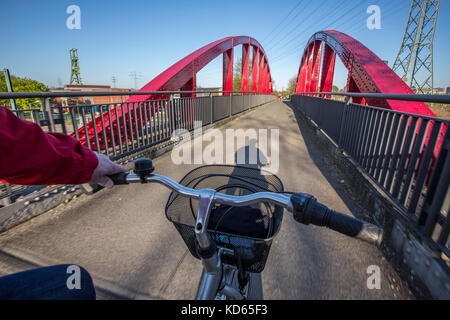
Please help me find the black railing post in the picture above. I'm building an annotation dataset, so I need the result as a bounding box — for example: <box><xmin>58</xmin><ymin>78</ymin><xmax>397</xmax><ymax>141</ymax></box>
<box><xmin>338</xmin><ymin>100</ymin><xmax>349</xmax><ymax>147</ymax></box>
<box><xmin>210</xmin><ymin>93</ymin><xmax>213</xmax><ymax>124</ymax></box>
<box><xmin>42</xmin><ymin>97</ymin><xmax>55</xmax><ymax>132</ymax></box>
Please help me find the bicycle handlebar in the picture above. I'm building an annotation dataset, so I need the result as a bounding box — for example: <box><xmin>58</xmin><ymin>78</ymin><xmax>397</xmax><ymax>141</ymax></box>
<box><xmin>290</xmin><ymin>193</ymin><xmax>383</xmax><ymax>246</ymax></box>
<box><xmin>107</xmin><ymin>172</ymin><xmax>383</xmax><ymax>246</ymax></box>
<box><xmin>108</xmin><ymin>172</ymin><xmax>128</xmax><ymax>185</ymax></box>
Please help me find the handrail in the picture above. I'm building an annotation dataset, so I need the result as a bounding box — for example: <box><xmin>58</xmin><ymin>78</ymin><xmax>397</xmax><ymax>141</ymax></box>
<box><xmin>0</xmin><ymin>91</ymin><xmax>271</xmax><ymax>100</ymax></box>
<box><xmin>296</xmin><ymin>92</ymin><xmax>450</xmax><ymax>104</ymax></box>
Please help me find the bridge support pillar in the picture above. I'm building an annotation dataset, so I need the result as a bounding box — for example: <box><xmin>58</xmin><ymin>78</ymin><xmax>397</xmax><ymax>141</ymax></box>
<box><xmin>241</xmin><ymin>44</ymin><xmax>250</xmax><ymax>94</ymax></box>
<box><xmin>305</xmin><ymin>43</ymin><xmax>315</xmax><ymax>96</ymax></box>
<box><xmin>262</xmin><ymin>60</ymin><xmax>268</xmax><ymax>93</ymax></box>
<box><xmin>180</xmin><ymin>73</ymin><xmax>196</xmax><ymax>98</ymax></box>
<box><xmin>180</xmin><ymin>60</ymin><xmax>197</xmax><ymax>98</ymax></box>
<box><xmin>310</xmin><ymin>41</ymin><xmax>322</xmax><ymax>95</ymax></box>
<box><xmin>346</xmin><ymin>74</ymin><xmax>366</xmax><ymax>105</ymax></box>
<box><xmin>223</xmin><ymin>47</ymin><xmax>233</xmax><ymax>96</ymax></box>
<box><xmin>258</xmin><ymin>53</ymin><xmax>265</xmax><ymax>93</ymax></box>
<box><xmin>251</xmin><ymin>46</ymin><xmax>259</xmax><ymax>94</ymax></box>
<box><xmin>296</xmin><ymin>42</ymin><xmax>314</xmax><ymax>94</ymax></box>
<box><xmin>320</xmin><ymin>44</ymin><xmax>336</xmax><ymax>99</ymax></box>
<box><xmin>296</xmin><ymin>55</ymin><xmax>307</xmax><ymax>94</ymax></box>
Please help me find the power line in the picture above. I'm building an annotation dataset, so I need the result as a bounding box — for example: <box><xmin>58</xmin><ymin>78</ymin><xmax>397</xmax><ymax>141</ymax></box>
<box><xmin>262</xmin><ymin>0</ymin><xmax>307</xmax><ymax>46</ymax></box>
<box><xmin>269</xmin><ymin>0</ymin><xmax>368</xmax><ymax>64</ymax></box>
<box><xmin>261</xmin><ymin>0</ymin><xmax>304</xmax><ymax>43</ymax></box>
<box><xmin>268</xmin><ymin>6</ymin><xmax>347</xmax><ymax>62</ymax></box>
<box><xmin>269</xmin><ymin>0</ymin><xmax>405</xmax><ymax>85</ymax></box>
<box><xmin>265</xmin><ymin>0</ymin><xmax>334</xmax><ymax>52</ymax></box>
<box><xmin>266</xmin><ymin>0</ymin><xmax>347</xmax><ymax>59</ymax></box>
<box><xmin>269</xmin><ymin>0</ymin><xmax>408</xmax><ymax>89</ymax></box>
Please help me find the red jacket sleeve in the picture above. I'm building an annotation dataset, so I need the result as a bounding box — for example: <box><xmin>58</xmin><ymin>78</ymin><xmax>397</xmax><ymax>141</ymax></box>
<box><xmin>0</xmin><ymin>106</ymin><xmax>98</xmax><ymax>185</ymax></box>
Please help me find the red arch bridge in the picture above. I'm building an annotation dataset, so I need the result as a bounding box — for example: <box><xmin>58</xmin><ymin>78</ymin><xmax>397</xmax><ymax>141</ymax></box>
<box><xmin>74</xmin><ymin>31</ymin><xmax>444</xmax><ymax>154</ymax></box>
<box><xmin>1</xmin><ymin>30</ymin><xmax>449</xmax><ymax>298</ymax></box>
<box><xmin>66</xmin><ymin>30</ymin><xmax>448</xmax><ymax>259</ymax></box>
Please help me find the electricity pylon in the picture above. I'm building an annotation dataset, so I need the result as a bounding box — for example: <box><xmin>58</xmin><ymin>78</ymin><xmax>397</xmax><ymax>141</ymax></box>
<box><xmin>392</xmin><ymin>0</ymin><xmax>440</xmax><ymax>94</ymax></box>
<box><xmin>70</xmin><ymin>48</ymin><xmax>83</xmax><ymax>85</ymax></box>
<box><xmin>129</xmin><ymin>71</ymin><xmax>142</xmax><ymax>89</ymax></box>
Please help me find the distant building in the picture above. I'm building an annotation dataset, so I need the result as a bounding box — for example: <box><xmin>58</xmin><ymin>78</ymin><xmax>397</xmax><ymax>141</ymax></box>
<box><xmin>195</xmin><ymin>87</ymin><xmax>222</xmax><ymax>97</ymax></box>
<box><xmin>446</xmin><ymin>87</ymin><xmax>450</xmax><ymax>95</ymax></box>
<box><xmin>51</xmin><ymin>85</ymin><xmax>134</xmax><ymax>106</ymax></box>
<box><xmin>418</xmin><ymin>87</ymin><xmax>445</xmax><ymax>94</ymax></box>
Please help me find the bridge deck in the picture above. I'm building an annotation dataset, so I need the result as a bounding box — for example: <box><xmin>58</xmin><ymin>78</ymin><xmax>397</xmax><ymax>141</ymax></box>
<box><xmin>0</xmin><ymin>101</ymin><xmax>413</xmax><ymax>299</ymax></box>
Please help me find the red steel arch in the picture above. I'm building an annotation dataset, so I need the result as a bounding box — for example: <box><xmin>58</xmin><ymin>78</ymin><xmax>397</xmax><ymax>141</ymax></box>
<box><xmin>128</xmin><ymin>36</ymin><xmax>273</xmax><ymax>101</ymax></box>
<box><xmin>295</xmin><ymin>30</ymin><xmax>444</xmax><ymax>157</ymax></box>
<box><xmin>76</xmin><ymin>36</ymin><xmax>273</xmax><ymax>148</ymax></box>
<box><xmin>295</xmin><ymin>30</ymin><xmax>435</xmax><ymax>117</ymax></box>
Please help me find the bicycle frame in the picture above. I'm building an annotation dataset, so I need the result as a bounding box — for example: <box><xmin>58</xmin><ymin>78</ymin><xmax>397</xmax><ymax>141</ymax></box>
<box><xmin>119</xmin><ymin>167</ymin><xmax>382</xmax><ymax>299</ymax></box>
<box><xmin>125</xmin><ymin>173</ymin><xmax>293</xmax><ymax>300</ymax></box>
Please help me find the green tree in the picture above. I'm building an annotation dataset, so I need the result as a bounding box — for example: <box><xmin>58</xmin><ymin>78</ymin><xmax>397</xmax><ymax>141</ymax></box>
<box><xmin>0</xmin><ymin>74</ymin><xmax>48</xmax><ymax>110</ymax></box>
<box><xmin>286</xmin><ymin>76</ymin><xmax>297</xmax><ymax>97</ymax></box>
<box><xmin>233</xmin><ymin>58</ymin><xmax>242</xmax><ymax>93</ymax></box>
<box><xmin>232</xmin><ymin>58</ymin><xmax>255</xmax><ymax>93</ymax></box>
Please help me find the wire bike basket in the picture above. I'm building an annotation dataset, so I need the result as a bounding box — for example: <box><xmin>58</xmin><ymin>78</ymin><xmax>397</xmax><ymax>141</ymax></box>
<box><xmin>165</xmin><ymin>165</ymin><xmax>284</xmax><ymax>273</ymax></box>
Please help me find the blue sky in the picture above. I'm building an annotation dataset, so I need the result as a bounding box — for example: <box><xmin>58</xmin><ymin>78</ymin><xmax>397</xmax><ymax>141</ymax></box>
<box><xmin>1</xmin><ymin>0</ymin><xmax>449</xmax><ymax>91</ymax></box>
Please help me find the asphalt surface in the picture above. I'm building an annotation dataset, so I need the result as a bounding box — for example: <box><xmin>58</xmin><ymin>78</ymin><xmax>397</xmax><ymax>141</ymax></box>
<box><xmin>0</xmin><ymin>101</ymin><xmax>413</xmax><ymax>299</ymax></box>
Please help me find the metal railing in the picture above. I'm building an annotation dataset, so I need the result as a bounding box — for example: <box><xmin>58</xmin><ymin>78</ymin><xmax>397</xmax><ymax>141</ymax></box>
<box><xmin>292</xmin><ymin>93</ymin><xmax>449</xmax><ymax>258</ymax></box>
<box><xmin>1</xmin><ymin>91</ymin><xmax>275</xmax><ymax>208</ymax></box>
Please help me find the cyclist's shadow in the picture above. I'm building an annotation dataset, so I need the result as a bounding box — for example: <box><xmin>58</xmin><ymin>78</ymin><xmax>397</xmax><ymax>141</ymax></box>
<box><xmin>227</xmin><ymin>138</ymin><xmax>270</xmax><ymax>196</ymax></box>
<box><xmin>208</xmin><ymin>139</ymin><xmax>272</xmax><ymax>238</ymax></box>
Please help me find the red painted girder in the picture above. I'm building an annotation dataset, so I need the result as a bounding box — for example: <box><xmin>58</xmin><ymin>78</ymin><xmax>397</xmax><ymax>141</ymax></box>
<box><xmin>319</xmin><ymin>44</ymin><xmax>336</xmax><ymax>99</ymax></box>
<box><xmin>296</xmin><ymin>30</ymin><xmax>443</xmax><ymax>158</ymax></box>
<box><xmin>223</xmin><ymin>47</ymin><xmax>234</xmax><ymax>96</ymax></box>
<box><xmin>309</xmin><ymin>41</ymin><xmax>322</xmax><ymax>94</ymax></box>
<box><xmin>301</xmin><ymin>30</ymin><xmax>435</xmax><ymax>116</ymax></box>
<box><xmin>295</xmin><ymin>54</ymin><xmax>307</xmax><ymax>93</ymax></box>
<box><xmin>346</xmin><ymin>74</ymin><xmax>366</xmax><ymax>105</ymax></box>
<box><xmin>127</xmin><ymin>36</ymin><xmax>269</xmax><ymax>102</ymax></box>
<box><xmin>263</xmin><ymin>61</ymin><xmax>268</xmax><ymax>93</ymax></box>
<box><xmin>304</xmin><ymin>43</ymin><xmax>314</xmax><ymax>96</ymax></box>
<box><xmin>251</xmin><ymin>46</ymin><xmax>259</xmax><ymax>93</ymax></box>
<box><xmin>241</xmin><ymin>43</ymin><xmax>250</xmax><ymax>94</ymax></box>
<box><xmin>258</xmin><ymin>53</ymin><xmax>265</xmax><ymax>93</ymax></box>
<box><xmin>73</xmin><ymin>36</ymin><xmax>272</xmax><ymax>149</ymax></box>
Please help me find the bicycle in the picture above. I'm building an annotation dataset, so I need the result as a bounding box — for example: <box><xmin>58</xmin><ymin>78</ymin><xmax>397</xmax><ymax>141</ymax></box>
<box><xmin>109</xmin><ymin>158</ymin><xmax>383</xmax><ymax>300</ymax></box>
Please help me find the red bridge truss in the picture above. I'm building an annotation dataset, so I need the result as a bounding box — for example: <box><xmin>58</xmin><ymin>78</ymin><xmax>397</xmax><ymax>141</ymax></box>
<box><xmin>75</xmin><ymin>36</ymin><xmax>273</xmax><ymax>148</ymax></box>
<box><xmin>128</xmin><ymin>36</ymin><xmax>273</xmax><ymax>101</ymax></box>
<box><xmin>294</xmin><ymin>30</ymin><xmax>444</xmax><ymax>155</ymax></box>
<box><xmin>295</xmin><ymin>30</ymin><xmax>435</xmax><ymax>116</ymax></box>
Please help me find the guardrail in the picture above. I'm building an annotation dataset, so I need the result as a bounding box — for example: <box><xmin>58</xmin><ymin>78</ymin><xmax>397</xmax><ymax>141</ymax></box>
<box><xmin>1</xmin><ymin>91</ymin><xmax>275</xmax><ymax>210</ymax></box>
<box><xmin>292</xmin><ymin>93</ymin><xmax>449</xmax><ymax>258</ymax></box>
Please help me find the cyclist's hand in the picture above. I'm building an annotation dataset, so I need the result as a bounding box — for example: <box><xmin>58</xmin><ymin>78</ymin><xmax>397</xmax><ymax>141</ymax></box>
<box><xmin>89</xmin><ymin>152</ymin><xmax>124</xmax><ymax>188</ymax></box>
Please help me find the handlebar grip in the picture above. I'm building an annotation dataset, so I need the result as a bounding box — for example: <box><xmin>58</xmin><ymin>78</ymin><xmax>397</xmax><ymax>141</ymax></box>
<box><xmin>107</xmin><ymin>172</ymin><xmax>129</xmax><ymax>185</ymax></box>
<box><xmin>291</xmin><ymin>193</ymin><xmax>383</xmax><ymax>246</ymax></box>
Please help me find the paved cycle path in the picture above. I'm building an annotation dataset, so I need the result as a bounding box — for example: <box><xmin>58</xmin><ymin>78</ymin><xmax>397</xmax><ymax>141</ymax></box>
<box><xmin>0</xmin><ymin>101</ymin><xmax>412</xmax><ymax>299</ymax></box>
